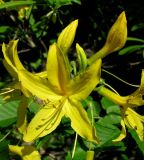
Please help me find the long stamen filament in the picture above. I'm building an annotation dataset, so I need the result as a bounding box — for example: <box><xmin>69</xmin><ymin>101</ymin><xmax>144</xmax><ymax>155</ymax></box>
<box><xmin>72</xmin><ymin>133</ymin><xmax>78</xmax><ymax>159</ymax></box>
<box><xmin>0</xmin><ymin>89</ymin><xmax>15</xmax><ymax>95</ymax></box>
<box><xmin>102</xmin><ymin>69</ymin><xmax>140</xmax><ymax>87</ymax></box>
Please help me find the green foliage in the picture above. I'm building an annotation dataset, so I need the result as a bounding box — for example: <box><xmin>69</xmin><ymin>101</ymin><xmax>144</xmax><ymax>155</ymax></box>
<box><xmin>0</xmin><ymin>100</ymin><xmax>20</xmax><ymax>127</ymax></box>
<box><xmin>119</xmin><ymin>37</ymin><xmax>144</xmax><ymax>55</ymax></box>
<box><xmin>0</xmin><ymin>137</ymin><xmax>9</xmax><ymax>160</ymax></box>
<box><xmin>128</xmin><ymin>128</ymin><xmax>144</xmax><ymax>155</ymax></box>
<box><xmin>0</xmin><ymin>1</ymin><xmax>35</xmax><ymax>9</ymax></box>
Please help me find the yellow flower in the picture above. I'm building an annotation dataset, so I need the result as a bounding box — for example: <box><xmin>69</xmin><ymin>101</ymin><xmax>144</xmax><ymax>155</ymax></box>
<box><xmin>19</xmin><ymin>43</ymin><xmax>101</xmax><ymax>143</ymax></box>
<box><xmin>9</xmin><ymin>145</ymin><xmax>41</xmax><ymax>160</ymax></box>
<box><xmin>88</xmin><ymin>11</ymin><xmax>127</xmax><ymax>64</ymax></box>
<box><xmin>4</xmin><ymin>20</ymin><xmax>101</xmax><ymax>143</ymax></box>
<box><xmin>97</xmin><ymin>70</ymin><xmax>144</xmax><ymax>141</ymax></box>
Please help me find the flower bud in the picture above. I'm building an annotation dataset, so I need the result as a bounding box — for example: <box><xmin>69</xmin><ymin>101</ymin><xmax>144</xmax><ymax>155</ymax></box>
<box><xmin>57</xmin><ymin>20</ymin><xmax>78</xmax><ymax>55</ymax></box>
<box><xmin>89</xmin><ymin>11</ymin><xmax>127</xmax><ymax>64</ymax></box>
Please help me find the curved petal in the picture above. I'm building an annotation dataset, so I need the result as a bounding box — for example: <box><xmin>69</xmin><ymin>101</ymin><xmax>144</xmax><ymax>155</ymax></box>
<box><xmin>3</xmin><ymin>40</ymin><xmax>26</xmax><ymax>74</ymax></box>
<box><xmin>124</xmin><ymin>108</ymin><xmax>144</xmax><ymax>141</ymax></box>
<box><xmin>112</xmin><ymin>119</ymin><xmax>126</xmax><ymax>142</ymax></box>
<box><xmin>64</xmin><ymin>98</ymin><xmax>99</xmax><ymax>143</ymax></box>
<box><xmin>18</xmin><ymin>70</ymin><xmax>62</xmax><ymax>101</ymax></box>
<box><xmin>2</xmin><ymin>41</ymin><xmax>18</xmax><ymax>78</ymax></box>
<box><xmin>46</xmin><ymin>43</ymin><xmax>70</xmax><ymax>93</ymax></box>
<box><xmin>69</xmin><ymin>59</ymin><xmax>102</xmax><ymax>100</ymax></box>
<box><xmin>23</xmin><ymin>100</ymin><xmax>65</xmax><ymax>142</ymax></box>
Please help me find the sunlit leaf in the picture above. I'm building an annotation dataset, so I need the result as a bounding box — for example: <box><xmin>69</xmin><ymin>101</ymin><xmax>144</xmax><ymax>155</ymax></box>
<box><xmin>95</xmin><ymin>119</ymin><xmax>120</xmax><ymax>146</ymax></box>
<box><xmin>0</xmin><ymin>100</ymin><xmax>20</xmax><ymax>127</ymax></box>
<box><xmin>128</xmin><ymin>128</ymin><xmax>144</xmax><ymax>155</ymax></box>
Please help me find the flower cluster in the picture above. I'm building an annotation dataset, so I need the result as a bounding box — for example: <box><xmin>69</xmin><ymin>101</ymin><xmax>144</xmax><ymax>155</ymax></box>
<box><xmin>1</xmin><ymin>11</ymin><xmax>140</xmax><ymax>159</ymax></box>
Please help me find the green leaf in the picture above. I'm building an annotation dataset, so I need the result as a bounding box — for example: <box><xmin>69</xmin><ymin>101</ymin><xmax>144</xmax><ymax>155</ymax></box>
<box><xmin>71</xmin><ymin>0</ymin><xmax>81</xmax><ymax>4</ymax></box>
<box><xmin>127</xmin><ymin>37</ymin><xmax>144</xmax><ymax>43</ymax></box>
<box><xmin>118</xmin><ymin>45</ymin><xmax>144</xmax><ymax>55</ymax></box>
<box><xmin>94</xmin><ymin>97</ymin><xmax>121</xmax><ymax>146</ymax></box>
<box><xmin>96</xmin><ymin>119</ymin><xmax>120</xmax><ymax>146</ymax></box>
<box><xmin>66</xmin><ymin>144</ymin><xmax>86</xmax><ymax>160</ymax></box>
<box><xmin>0</xmin><ymin>100</ymin><xmax>20</xmax><ymax>127</ymax></box>
<box><xmin>0</xmin><ymin>134</ymin><xmax>9</xmax><ymax>160</ymax></box>
<box><xmin>128</xmin><ymin>128</ymin><xmax>144</xmax><ymax>155</ymax></box>
<box><xmin>65</xmin><ymin>151</ymin><xmax>72</xmax><ymax>160</ymax></box>
<box><xmin>101</xmin><ymin>97</ymin><xmax>117</xmax><ymax>110</ymax></box>
<box><xmin>87</xmin><ymin>101</ymin><xmax>101</xmax><ymax>120</ymax></box>
<box><xmin>28</xmin><ymin>99</ymin><xmax>40</xmax><ymax>114</ymax></box>
<box><xmin>47</xmin><ymin>0</ymin><xmax>72</xmax><ymax>8</ymax></box>
<box><xmin>0</xmin><ymin>1</ymin><xmax>36</xmax><ymax>9</ymax></box>
<box><xmin>0</xmin><ymin>26</ymin><xmax>12</xmax><ymax>33</ymax></box>
<box><xmin>131</xmin><ymin>23</ymin><xmax>144</xmax><ymax>31</ymax></box>
<box><xmin>100</xmin><ymin>114</ymin><xmax>121</xmax><ymax>125</ymax></box>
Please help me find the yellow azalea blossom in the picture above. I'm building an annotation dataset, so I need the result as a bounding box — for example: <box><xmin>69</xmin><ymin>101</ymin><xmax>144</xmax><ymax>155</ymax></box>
<box><xmin>9</xmin><ymin>145</ymin><xmax>41</xmax><ymax>160</ymax></box>
<box><xmin>97</xmin><ymin>70</ymin><xmax>144</xmax><ymax>141</ymax></box>
<box><xmin>16</xmin><ymin>43</ymin><xmax>101</xmax><ymax>143</ymax></box>
<box><xmin>89</xmin><ymin>11</ymin><xmax>127</xmax><ymax>64</ymax></box>
<box><xmin>1</xmin><ymin>20</ymin><xmax>101</xmax><ymax>142</ymax></box>
<box><xmin>2</xmin><ymin>20</ymin><xmax>101</xmax><ymax>142</ymax></box>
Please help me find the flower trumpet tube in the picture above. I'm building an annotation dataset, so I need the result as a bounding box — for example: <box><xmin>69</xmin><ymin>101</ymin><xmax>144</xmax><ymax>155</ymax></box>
<box><xmin>96</xmin><ymin>70</ymin><xmax>144</xmax><ymax>140</ymax></box>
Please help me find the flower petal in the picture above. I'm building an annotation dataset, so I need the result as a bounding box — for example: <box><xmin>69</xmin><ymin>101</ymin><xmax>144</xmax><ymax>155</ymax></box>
<box><xmin>128</xmin><ymin>70</ymin><xmax>144</xmax><ymax>106</ymax></box>
<box><xmin>112</xmin><ymin>119</ymin><xmax>126</xmax><ymax>142</ymax></box>
<box><xmin>46</xmin><ymin>43</ymin><xmax>70</xmax><ymax>93</ymax></box>
<box><xmin>18</xmin><ymin>70</ymin><xmax>62</xmax><ymax>101</ymax></box>
<box><xmin>2</xmin><ymin>41</ymin><xmax>18</xmax><ymax>78</ymax></box>
<box><xmin>17</xmin><ymin>96</ymin><xmax>28</xmax><ymax>134</ymax></box>
<box><xmin>57</xmin><ymin>19</ymin><xmax>78</xmax><ymax>55</ymax></box>
<box><xmin>64</xmin><ymin>98</ymin><xmax>99</xmax><ymax>143</ymax></box>
<box><xmin>124</xmin><ymin>108</ymin><xmax>144</xmax><ymax>141</ymax></box>
<box><xmin>23</xmin><ymin>100</ymin><xmax>65</xmax><ymax>142</ymax></box>
<box><xmin>69</xmin><ymin>59</ymin><xmax>101</xmax><ymax>100</ymax></box>
<box><xmin>9</xmin><ymin>145</ymin><xmax>41</xmax><ymax>160</ymax></box>
<box><xmin>76</xmin><ymin>43</ymin><xmax>88</xmax><ymax>72</ymax></box>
